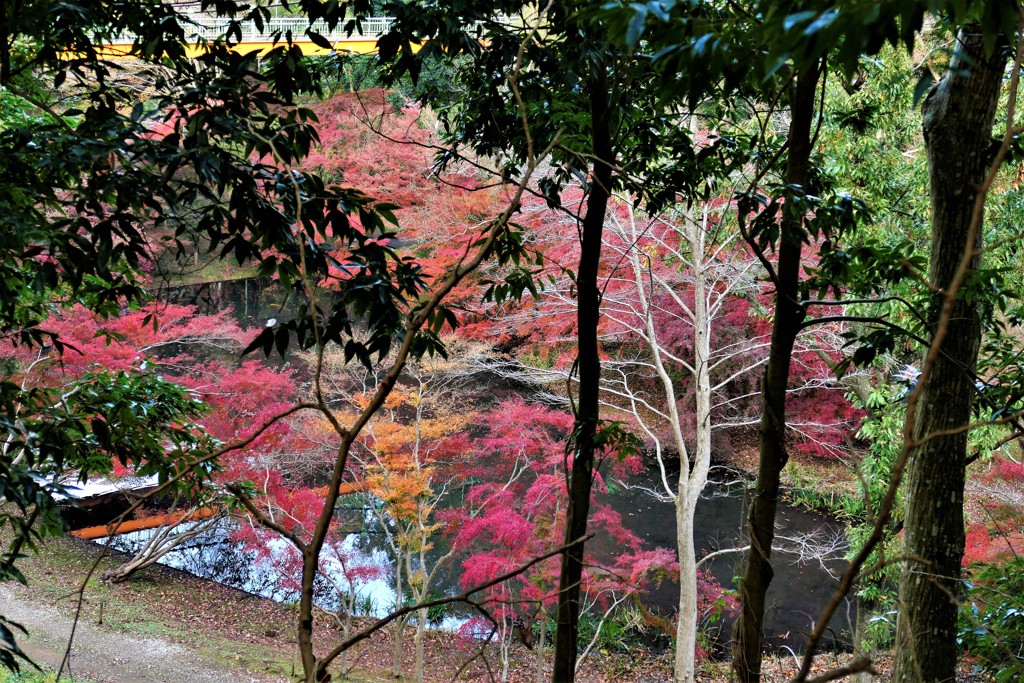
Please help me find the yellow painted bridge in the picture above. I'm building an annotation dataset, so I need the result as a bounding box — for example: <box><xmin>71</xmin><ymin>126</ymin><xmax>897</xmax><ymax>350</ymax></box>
<box><xmin>103</xmin><ymin>14</ymin><xmax>394</xmax><ymax>58</ymax></box>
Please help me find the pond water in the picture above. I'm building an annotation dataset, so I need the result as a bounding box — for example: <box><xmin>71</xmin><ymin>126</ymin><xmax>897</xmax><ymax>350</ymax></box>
<box><xmin>99</xmin><ymin>470</ymin><xmax>853</xmax><ymax>654</ymax></box>
<box><xmin>157</xmin><ymin>277</ymin><xmax>283</xmax><ymax>325</ymax></box>
<box><xmin>102</xmin><ymin>516</ymin><xmax>475</xmax><ymax>631</ymax></box>
<box><xmin>109</xmin><ymin>278</ymin><xmax>855</xmax><ymax>653</ymax></box>
<box><xmin>599</xmin><ymin>471</ymin><xmax>853</xmax><ymax>653</ymax></box>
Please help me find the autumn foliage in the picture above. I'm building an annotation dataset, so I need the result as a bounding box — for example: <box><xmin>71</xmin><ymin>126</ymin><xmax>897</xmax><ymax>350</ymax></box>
<box><xmin>443</xmin><ymin>400</ymin><xmax>672</xmax><ymax>633</ymax></box>
<box><xmin>2</xmin><ymin>84</ymin><xmax>875</xmax><ymax>672</ymax></box>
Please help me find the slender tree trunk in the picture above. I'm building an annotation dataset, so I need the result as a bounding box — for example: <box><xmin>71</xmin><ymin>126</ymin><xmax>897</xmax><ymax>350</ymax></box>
<box><xmin>732</xmin><ymin>61</ymin><xmax>820</xmax><ymax>683</ymax></box>
<box><xmin>414</xmin><ymin>607</ymin><xmax>426</xmax><ymax>683</ymax></box>
<box><xmin>340</xmin><ymin>600</ymin><xmax>351</xmax><ymax>676</ymax></box>
<box><xmin>392</xmin><ymin>570</ymin><xmax>405</xmax><ymax>678</ymax></box>
<box><xmin>893</xmin><ymin>28</ymin><xmax>1004</xmax><ymax>683</ymax></box>
<box><xmin>299</xmin><ymin>546</ymin><xmax>320</xmax><ymax>681</ymax></box>
<box><xmin>675</xmin><ymin>212</ymin><xmax>713</xmax><ymax>683</ymax></box>
<box><xmin>0</xmin><ymin>18</ymin><xmax>10</xmax><ymax>86</ymax></box>
<box><xmin>536</xmin><ymin>613</ymin><xmax>546</xmax><ymax>683</ymax></box>
<box><xmin>551</xmin><ymin>73</ymin><xmax>614</xmax><ymax>683</ymax></box>
<box><xmin>501</xmin><ymin>621</ymin><xmax>512</xmax><ymax>683</ymax></box>
<box><xmin>851</xmin><ymin>597</ymin><xmax>877</xmax><ymax>683</ymax></box>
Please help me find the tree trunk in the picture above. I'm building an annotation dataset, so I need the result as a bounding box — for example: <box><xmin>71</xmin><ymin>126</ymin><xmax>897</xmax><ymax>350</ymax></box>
<box><xmin>414</xmin><ymin>607</ymin><xmax>426</xmax><ymax>683</ymax></box>
<box><xmin>893</xmin><ymin>28</ymin><xmax>1004</xmax><ymax>683</ymax></box>
<box><xmin>299</xmin><ymin>546</ymin><xmax>320</xmax><ymax>681</ymax></box>
<box><xmin>340</xmin><ymin>602</ymin><xmax>352</xmax><ymax>677</ymax></box>
<box><xmin>392</xmin><ymin>571</ymin><xmax>405</xmax><ymax>679</ymax></box>
<box><xmin>674</xmin><ymin>208</ymin><xmax>713</xmax><ymax>683</ymax></box>
<box><xmin>732</xmin><ymin>61</ymin><xmax>820</xmax><ymax>683</ymax></box>
<box><xmin>675</xmin><ymin>488</ymin><xmax>702</xmax><ymax>683</ymax></box>
<box><xmin>551</xmin><ymin>72</ymin><xmax>615</xmax><ymax>683</ymax></box>
<box><xmin>536</xmin><ymin>614</ymin><xmax>546</xmax><ymax>683</ymax></box>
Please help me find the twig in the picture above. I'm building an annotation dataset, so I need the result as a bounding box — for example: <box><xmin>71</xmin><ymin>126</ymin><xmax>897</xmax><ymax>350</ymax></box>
<box><xmin>803</xmin><ymin>656</ymin><xmax>876</xmax><ymax>683</ymax></box>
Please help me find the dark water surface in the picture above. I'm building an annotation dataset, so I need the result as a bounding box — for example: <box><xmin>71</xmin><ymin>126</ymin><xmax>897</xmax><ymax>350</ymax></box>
<box><xmin>99</xmin><ymin>473</ymin><xmax>853</xmax><ymax>655</ymax></box>
<box><xmin>600</xmin><ymin>471</ymin><xmax>853</xmax><ymax>653</ymax></box>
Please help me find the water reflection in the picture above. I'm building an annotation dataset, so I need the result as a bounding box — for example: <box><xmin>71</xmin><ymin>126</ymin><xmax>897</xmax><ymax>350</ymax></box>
<box><xmin>100</xmin><ymin>470</ymin><xmax>852</xmax><ymax>654</ymax></box>
<box><xmin>601</xmin><ymin>471</ymin><xmax>854</xmax><ymax>652</ymax></box>
<box><xmin>102</xmin><ymin>518</ymin><xmax>472</xmax><ymax>630</ymax></box>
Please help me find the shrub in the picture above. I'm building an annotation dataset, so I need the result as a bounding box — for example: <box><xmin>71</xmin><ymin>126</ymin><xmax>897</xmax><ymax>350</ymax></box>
<box><xmin>959</xmin><ymin>556</ymin><xmax>1024</xmax><ymax>682</ymax></box>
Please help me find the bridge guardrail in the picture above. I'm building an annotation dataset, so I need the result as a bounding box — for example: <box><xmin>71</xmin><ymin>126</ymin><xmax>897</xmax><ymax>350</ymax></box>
<box><xmin>110</xmin><ymin>14</ymin><xmax>393</xmax><ymax>46</ymax></box>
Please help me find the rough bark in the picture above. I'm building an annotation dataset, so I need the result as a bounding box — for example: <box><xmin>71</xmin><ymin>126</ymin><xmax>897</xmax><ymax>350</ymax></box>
<box><xmin>893</xmin><ymin>29</ymin><xmax>1004</xmax><ymax>683</ymax></box>
<box><xmin>732</xmin><ymin>61</ymin><xmax>820</xmax><ymax>683</ymax></box>
<box><xmin>551</xmin><ymin>73</ymin><xmax>614</xmax><ymax>683</ymax></box>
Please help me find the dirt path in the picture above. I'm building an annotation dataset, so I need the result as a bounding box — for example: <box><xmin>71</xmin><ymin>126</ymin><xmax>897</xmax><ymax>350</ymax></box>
<box><xmin>0</xmin><ymin>584</ymin><xmax>270</xmax><ymax>683</ymax></box>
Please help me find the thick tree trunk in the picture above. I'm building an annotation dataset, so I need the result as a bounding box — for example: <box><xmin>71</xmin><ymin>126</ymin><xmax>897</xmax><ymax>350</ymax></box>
<box><xmin>893</xmin><ymin>29</ymin><xmax>1004</xmax><ymax>683</ymax></box>
<box><xmin>732</xmin><ymin>61</ymin><xmax>819</xmax><ymax>683</ymax></box>
<box><xmin>551</xmin><ymin>73</ymin><xmax>614</xmax><ymax>683</ymax></box>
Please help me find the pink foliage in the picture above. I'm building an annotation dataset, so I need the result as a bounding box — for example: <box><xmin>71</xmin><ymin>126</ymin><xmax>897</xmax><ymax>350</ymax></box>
<box><xmin>964</xmin><ymin>522</ymin><xmax>1024</xmax><ymax>565</ymax></box>
<box><xmin>611</xmin><ymin>548</ymin><xmax>678</xmax><ymax>587</ymax></box>
<box><xmin>301</xmin><ymin>89</ymin><xmax>507</xmax><ymax>309</ymax></box>
<box><xmin>177</xmin><ymin>359</ymin><xmax>296</xmax><ymax>453</ymax></box>
<box><xmin>0</xmin><ymin>303</ymin><xmax>245</xmax><ymax>381</ymax></box>
<box><xmin>448</xmin><ymin>401</ymin><xmax>668</xmax><ymax>628</ymax></box>
<box><xmin>964</xmin><ymin>524</ymin><xmax>993</xmax><ymax>566</ymax></box>
<box><xmin>305</xmin><ymin>90</ymin><xmax>434</xmax><ymax>207</ymax></box>
<box><xmin>696</xmin><ymin>569</ymin><xmax>738</xmax><ymax>622</ymax></box>
<box><xmin>993</xmin><ymin>457</ymin><xmax>1024</xmax><ymax>482</ymax></box>
<box><xmin>450</xmin><ymin>188</ymin><xmax>861</xmax><ymax>462</ymax></box>
<box><xmin>0</xmin><ymin>301</ymin><xmax>306</xmax><ymax>494</ymax></box>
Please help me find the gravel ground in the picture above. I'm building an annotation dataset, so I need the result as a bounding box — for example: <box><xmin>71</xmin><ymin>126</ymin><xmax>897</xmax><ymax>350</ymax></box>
<box><xmin>1</xmin><ymin>584</ymin><xmax>267</xmax><ymax>683</ymax></box>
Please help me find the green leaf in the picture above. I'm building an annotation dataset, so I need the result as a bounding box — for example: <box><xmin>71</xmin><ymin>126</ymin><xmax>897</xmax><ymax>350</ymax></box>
<box><xmin>783</xmin><ymin>10</ymin><xmax>817</xmax><ymax>32</ymax></box>
<box><xmin>242</xmin><ymin>328</ymin><xmax>274</xmax><ymax>357</ymax></box>
<box><xmin>647</xmin><ymin>0</ymin><xmax>671</xmax><ymax>22</ymax></box>
<box><xmin>913</xmin><ymin>70</ymin><xmax>935</xmax><ymax>106</ymax></box>
<box><xmin>274</xmin><ymin>327</ymin><xmax>290</xmax><ymax>359</ymax></box>
<box><xmin>803</xmin><ymin>9</ymin><xmax>838</xmax><ymax>36</ymax></box>
<box><xmin>626</xmin><ymin>5</ymin><xmax>648</xmax><ymax>48</ymax></box>
<box><xmin>307</xmin><ymin>31</ymin><xmax>333</xmax><ymax>50</ymax></box>
<box><xmin>91</xmin><ymin>417</ymin><xmax>110</xmax><ymax>448</ymax></box>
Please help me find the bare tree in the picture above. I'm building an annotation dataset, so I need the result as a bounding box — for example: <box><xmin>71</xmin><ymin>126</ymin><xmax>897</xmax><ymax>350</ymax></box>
<box><xmin>481</xmin><ymin>190</ymin><xmax>855</xmax><ymax>682</ymax></box>
<box><xmin>601</xmin><ymin>198</ymin><xmax>763</xmax><ymax>683</ymax></box>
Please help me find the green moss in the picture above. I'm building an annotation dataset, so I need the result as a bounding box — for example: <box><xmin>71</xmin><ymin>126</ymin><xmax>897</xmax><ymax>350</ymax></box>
<box><xmin>195</xmin><ymin>641</ymin><xmax>295</xmax><ymax>679</ymax></box>
<box><xmin>0</xmin><ymin>668</ymin><xmax>93</xmax><ymax>683</ymax></box>
<box><xmin>157</xmin><ymin>257</ymin><xmax>260</xmax><ymax>287</ymax></box>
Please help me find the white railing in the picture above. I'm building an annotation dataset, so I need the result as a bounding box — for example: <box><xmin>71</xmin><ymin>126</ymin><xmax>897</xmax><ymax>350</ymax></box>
<box><xmin>111</xmin><ymin>14</ymin><xmax>392</xmax><ymax>45</ymax></box>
